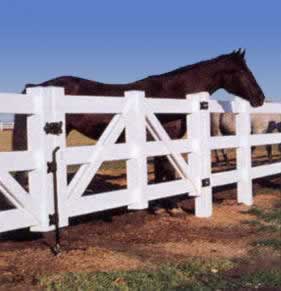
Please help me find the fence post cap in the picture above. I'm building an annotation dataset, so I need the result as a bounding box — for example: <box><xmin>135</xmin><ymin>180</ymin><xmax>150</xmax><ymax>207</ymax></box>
<box><xmin>124</xmin><ymin>90</ymin><xmax>145</xmax><ymax>98</ymax></box>
<box><xmin>185</xmin><ymin>91</ymin><xmax>209</xmax><ymax>100</ymax></box>
<box><xmin>26</xmin><ymin>86</ymin><xmax>65</xmax><ymax>95</ymax></box>
<box><xmin>234</xmin><ymin>97</ymin><xmax>250</xmax><ymax>112</ymax></box>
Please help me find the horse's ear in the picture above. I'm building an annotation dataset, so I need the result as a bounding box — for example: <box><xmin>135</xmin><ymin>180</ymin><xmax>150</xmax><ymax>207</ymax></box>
<box><xmin>240</xmin><ymin>48</ymin><xmax>246</xmax><ymax>58</ymax></box>
<box><xmin>231</xmin><ymin>48</ymin><xmax>246</xmax><ymax>59</ymax></box>
<box><xmin>237</xmin><ymin>48</ymin><xmax>246</xmax><ymax>58</ymax></box>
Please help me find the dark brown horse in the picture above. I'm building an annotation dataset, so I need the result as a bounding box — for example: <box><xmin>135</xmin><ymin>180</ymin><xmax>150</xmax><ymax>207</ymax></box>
<box><xmin>13</xmin><ymin>49</ymin><xmax>265</xmax><ymax>211</ymax></box>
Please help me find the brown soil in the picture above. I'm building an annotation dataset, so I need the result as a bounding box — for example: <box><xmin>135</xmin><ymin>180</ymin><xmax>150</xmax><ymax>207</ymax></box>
<box><xmin>0</xmin><ymin>136</ymin><xmax>280</xmax><ymax>289</ymax></box>
<box><xmin>0</xmin><ymin>172</ymin><xmax>280</xmax><ymax>290</ymax></box>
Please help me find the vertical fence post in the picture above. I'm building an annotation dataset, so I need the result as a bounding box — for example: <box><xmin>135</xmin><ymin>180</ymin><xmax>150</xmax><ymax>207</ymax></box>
<box><xmin>187</xmin><ymin>92</ymin><xmax>212</xmax><ymax>217</ymax></box>
<box><xmin>27</xmin><ymin>87</ymin><xmax>68</xmax><ymax>232</ymax></box>
<box><xmin>235</xmin><ymin>97</ymin><xmax>253</xmax><ymax>205</ymax></box>
<box><xmin>125</xmin><ymin>91</ymin><xmax>149</xmax><ymax>210</ymax></box>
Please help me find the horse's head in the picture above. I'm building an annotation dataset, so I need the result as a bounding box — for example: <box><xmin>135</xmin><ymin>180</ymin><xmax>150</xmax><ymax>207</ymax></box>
<box><xmin>222</xmin><ymin>49</ymin><xmax>265</xmax><ymax>107</ymax></box>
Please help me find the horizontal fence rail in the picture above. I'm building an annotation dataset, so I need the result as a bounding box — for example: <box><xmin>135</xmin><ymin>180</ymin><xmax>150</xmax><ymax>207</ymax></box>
<box><xmin>0</xmin><ymin>87</ymin><xmax>280</xmax><ymax>234</ymax></box>
<box><xmin>0</xmin><ymin>122</ymin><xmax>14</xmax><ymax>131</ymax></box>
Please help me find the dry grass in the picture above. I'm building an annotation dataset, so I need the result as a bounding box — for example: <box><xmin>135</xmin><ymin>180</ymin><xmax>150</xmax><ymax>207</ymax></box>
<box><xmin>0</xmin><ymin>130</ymin><xmax>12</xmax><ymax>151</ymax></box>
<box><xmin>67</xmin><ymin>130</ymin><xmax>96</xmax><ymax>147</ymax></box>
<box><xmin>1</xmin><ymin>130</ymin><xmax>280</xmax><ymax>167</ymax></box>
<box><xmin>0</xmin><ymin>130</ymin><xmax>96</xmax><ymax>151</ymax></box>
<box><xmin>0</xmin><ymin>129</ymin><xmax>280</xmax><ymax>290</ymax></box>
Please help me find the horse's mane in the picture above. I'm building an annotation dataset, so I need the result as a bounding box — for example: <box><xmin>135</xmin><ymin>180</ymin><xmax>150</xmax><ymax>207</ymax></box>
<box><xmin>148</xmin><ymin>51</ymin><xmax>245</xmax><ymax>78</ymax></box>
<box><xmin>24</xmin><ymin>50</ymin><xmax>247</xmax><ymax>88</ymax></box>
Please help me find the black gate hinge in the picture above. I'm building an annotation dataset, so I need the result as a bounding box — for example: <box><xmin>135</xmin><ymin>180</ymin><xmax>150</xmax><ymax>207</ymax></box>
<box><xmin>49</xmin><ymin>213</ymin><xmax>58</xmax><ymax>226</ymax></box>
<box><xmin>47</xmin><ymin>161</ymin><xmax>57</xmax><ymax>174</ymax></box>
<box><xmin>44</xmin><ymin>121</ymin><xmax>63</xmax><ymax>135</ymax></box>
<box><xmin>200</xmin><ymin>101</ymin><xmax>209</xmax><ymax>110</ymax></box>
<box><xmin>201</xmin><ymin>178</ymin><xmax>211</xmax><ymax>187</ymax></box>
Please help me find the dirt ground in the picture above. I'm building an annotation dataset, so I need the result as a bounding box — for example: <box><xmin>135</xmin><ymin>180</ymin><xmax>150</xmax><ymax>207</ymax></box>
<box><xmin>0</xmin><ymin>130</ymin><xmax>280</xmax><ymax>289</ymax></box>
<box><xmin>0</xmin><ymin>173</ymin><xmax>280</xmax><ymax>289</ymax></box>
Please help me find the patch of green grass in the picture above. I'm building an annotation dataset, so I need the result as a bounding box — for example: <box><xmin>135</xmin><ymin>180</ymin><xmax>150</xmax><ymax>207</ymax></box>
<box><xmin>255</xmin><ymin>224</ymin><xmax>279</xmax><ymax>233</ymax></box>
<box><xmin>241</xmin><ymin>219</ymin><xmax>261</xmax><ymax>226</ymax></box>
<box><xmin>253</xmin><ymin>238</ymin><xmax>281</xmax><ymax>251</ymax></box>
<box><xmin>244</xmin><ymin>206</ymin><xmax>281</xmax><ymax>229</ymax></box>
<box><xmin>243</xmin><ymin>206</ymin><xmax>264</xmax><ymax>217</ymax></box>
<box><xmin>242</xmin><ymin>219</ymin><xmax>279</xmax><ymax>233</ymax></box>
<box><xmin>240</xmin><ymin>269</ymin><xmax>281</xmax><ymax>289</ymax></box>
<box><xmin>243</xmin><ymin>205</ymin><xmax>281</xmax><ymax>252</ymax></box>
<box><xmin>39</xmin><ymin>259</ymin><xmax>281</xmax><ymax>291</ymax></box>
<box><xmin>262</xmin><ymin>207</ymin><xmax>281</xmax><ymax>224</ymax></box>
<box><xmin>39</xmin><ymin>259</ymin><xmax>235</xmax><ymax>291</ymax></box>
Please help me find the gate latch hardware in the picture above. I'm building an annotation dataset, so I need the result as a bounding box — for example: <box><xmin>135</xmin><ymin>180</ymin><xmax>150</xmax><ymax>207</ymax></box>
<box><xmin>47</xmin><ymin>146</ymin><xmax>61</xmax><ymax>256</ymax></box>
<box><xmin>47</xmin><ymin>161</ymin><xmax>57</xmax><ymax>174</ymax></box>
<box><xmin>201</xmin><ymin>178</ymin><xmax>211</xmax><ymax>187</ymax></box>
<box><xmin>49</xmin><ymin>213</ymin><xmax>58</xmax><ymax>226</ymax></box>
<box><xmin>200</xmin><ymin>101</ymin><xmax>209</xmax><ymax>110</ymax></box>
<box><xmin>44</xmin><ymin>122</ymin><xmax>63</xmax><ymax>135</ymax></box>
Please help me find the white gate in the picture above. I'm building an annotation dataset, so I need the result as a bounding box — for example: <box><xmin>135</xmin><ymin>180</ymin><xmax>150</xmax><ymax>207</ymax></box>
<box><xmin>0</xmin><ymin>92</ymin><xmax>47</xmax><ymax>232</ymax></box>
<box><xmin>58</xmin><ymin>90</ymin><xmax>211</xmax><ymax>225</ymax></box>
<box><xmin>0</xmin><ymin>87</ymin><xmax>280</xmax><ymax>234</ymax></box>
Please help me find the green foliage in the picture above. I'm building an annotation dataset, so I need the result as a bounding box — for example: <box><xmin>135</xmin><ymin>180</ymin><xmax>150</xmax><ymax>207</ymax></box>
<box><xmin>40</xmin><ymin>259</ymin><xmax>235</xmax><ymax>291</ymax></box>
<box><xmin>241</xmin><ymin>270</ymin><xmax>281</xmax><ymax>289</ymax></box>
<box><xmin>40</xmin><ymin>263</ymin><xmax>281</xmax><ymax>291</ymax></box>
<box><xmin>244</xmin><ymin>204</ymin><xmax>281</xmax><ymax>253</ymax></box>
<box><xmin>244</xmin><ymin>205</ymin><xmax>281</xmax><ymax>232</ymax></box>
<box><xmin>253</xmin><ymin>238</ymin><xmax>281</xmax><ymax>250</ymax></box>
<box><xmin>39</xmin><ymin>259</ymin><xmax>281</xmax><ymax>290</ymax></box>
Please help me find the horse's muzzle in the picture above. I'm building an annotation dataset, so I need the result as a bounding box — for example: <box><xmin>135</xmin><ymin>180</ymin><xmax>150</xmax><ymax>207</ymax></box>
<box><xmin>250</xmin><ymin>94</ymin><xmax>265</xmax><ymax>107</ymax></box>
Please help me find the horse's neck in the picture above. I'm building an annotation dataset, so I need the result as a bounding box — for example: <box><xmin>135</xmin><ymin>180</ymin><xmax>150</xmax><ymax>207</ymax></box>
<box><xmin>180</xmin><ymin>62</ymin><xmax>224</xmax><ymax>95</ymax></box>
<box><xmin>135</xmin><ymin>62</ymin><xmax>224</xmax><ymax>98</ymax></box>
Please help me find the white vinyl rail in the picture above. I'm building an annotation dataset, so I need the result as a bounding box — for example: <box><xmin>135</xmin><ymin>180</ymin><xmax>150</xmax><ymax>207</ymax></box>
<box><xmin>0</xmin><ymin>87</ymin><xmax>280</xmax><ymax>233</ymax></box>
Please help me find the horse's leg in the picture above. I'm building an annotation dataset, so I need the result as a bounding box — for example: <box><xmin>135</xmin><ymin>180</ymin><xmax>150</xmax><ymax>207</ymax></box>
<box><xmin>214</xmin><ymin>149</ymin><xmax>221</xmax><ymax>164</ymax></box>
<box><xmin>154</xmin><ymin>156</ymin><xmax>165</xmax><ymax>183</ymax></box>
<box><xmin>277</xmin><ymin>123</ymin><xmax>281</xmax><ymax>155</ymax></box>
<box><xmin>251</xmin><ymin>146</ymin><xmax>256</xmax><ymax>157</ymax></box>
<box><xmin>154</xmin><ymin>156</ymin><xmax>175</xmax><ymax>182</ymax></box>
<box><xmin>152</xmin><ymin>118</ymin><xmax>187</xmax><ymax>215</ymax></box>
<box><xmin>158</xmin><ymin>157</ymin><xmax>179</xmax><ymax>211</ymax></box>
<box><xmin>222</xmin><ymin>149</ymin><xmax>230</xmax><ymax>166</ymax></box>
<box><xmin>151</xmin><ymin>157</ymin><xmax>163</xmax><ymax>213</ymax></box>
<box><xmin>153</xmin><ymin>156</ymin><xmax>185</xmax><ymax>216</ymax></box>
<box><xmin>153</xmin><ymin>156</ymin><xmax>176</xmax><ymax>213</ymax></box>
<box><xmin>265</xmin><ymin>122</ymin><xmax>276</xmax><ymax>162</ymax></box>
<box><xmin>266</xmin><ymin>145</ymin><xmax>272</xmax><ymax>162</ymax></box>
<box><xmin>153</xmin><ymin>157</ymin><xmax>172</xmax><ymax>213</ymax></box>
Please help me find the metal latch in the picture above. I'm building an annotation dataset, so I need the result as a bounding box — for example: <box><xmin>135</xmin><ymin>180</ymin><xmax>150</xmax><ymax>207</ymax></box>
<box><xmin>49</xmin><ymin>213</ymin><xmax>58</xmax><ymax>226</ymax></box>
<box><xmin>47</xmin><ymin>146</ymin><xmax>61</xmax><ymax>256</ymax></box>
<box><xmin>47</xmin><ymin>161</ymin><xmax>57</xmax><ymax>174</ymax></box>
<box><xmin>201</xmin><ymin>178</ymin><xmax>211</xmax><ymax>187</ymax></box>
<box><xmin>200</xmin><ymin>101</ymin><xmax>209</xmax><ymax>110</ymax></box>
<box><xmin>44</xmin><ymin>122</ymin><xmax>63</xmax><ymax>135</ymax></box>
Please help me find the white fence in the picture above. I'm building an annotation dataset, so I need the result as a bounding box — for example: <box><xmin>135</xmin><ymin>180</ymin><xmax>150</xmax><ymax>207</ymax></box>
<box><xmin>0</xmin><ymin>121</ymin><xmax>14</xmax><ymax>131</ymax></box>
<box><xmin>0</xmin><ymin>87</ymin><xmax>280</xmax><ymax>233</ymax></box>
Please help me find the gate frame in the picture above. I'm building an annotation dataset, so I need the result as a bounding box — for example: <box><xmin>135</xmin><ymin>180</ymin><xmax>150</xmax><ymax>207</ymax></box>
<box><xmin>1</xmin><ymin>87</ymin><xmax>281</xmax><ymax>234</ymax></box>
